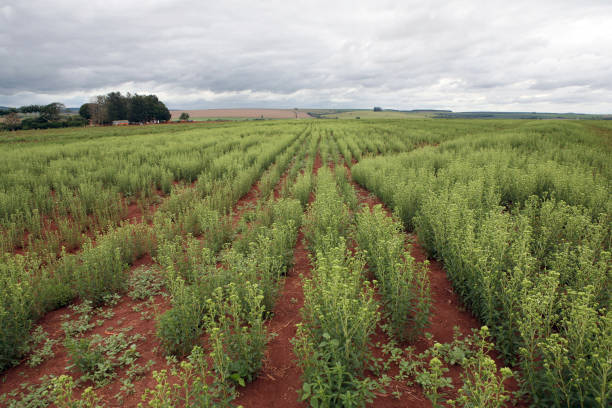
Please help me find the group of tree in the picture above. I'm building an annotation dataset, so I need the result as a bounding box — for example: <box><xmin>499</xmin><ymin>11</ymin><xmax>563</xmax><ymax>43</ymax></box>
<box><xmin>80</xmin><ymin>92</ymin><xmax>171</xmax><ymax>124</ymax></box>
<box><xmin>1</xmin><ymin>102</ymin><xmax>86</xmax><ymax>131</ymax></box>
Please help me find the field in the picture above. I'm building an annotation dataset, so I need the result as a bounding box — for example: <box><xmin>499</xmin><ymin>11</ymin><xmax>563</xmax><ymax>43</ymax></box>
<box><xmin>317</xmin><ymin>110</ymin><xmax>433</xmax><ymax>119</ymax></box>
<box><xmin>0</xmin><ymin>119</ymin><xmax>610</xmax><ymax>407</ymax></box>
<box><xmin>169</xmin><ymin>109</ymin><xmax>312</xmax><ymax>120</ymax></box>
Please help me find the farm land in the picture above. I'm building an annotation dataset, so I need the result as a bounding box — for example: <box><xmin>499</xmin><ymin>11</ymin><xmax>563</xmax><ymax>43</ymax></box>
<box><xmin>0</xmin><ymin>119</ymin><xmax>610</xmax><ymax>407</ymax></box>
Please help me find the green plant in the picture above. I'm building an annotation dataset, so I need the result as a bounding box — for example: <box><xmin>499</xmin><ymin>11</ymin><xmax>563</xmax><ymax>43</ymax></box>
<box><xmin>157</xmin><ymin>276</ymin><xmax>206</xmax><ymax>357</ymax></box>
<box><xmin>129</xmin><ymin>266</ymin><xmax>164</xmax><ymax>300</ymax></box>
<box><xmin>139</xmin><ymin>346</ymin><xmax>236</xmax><ymax>408</ymax></box>
<box><xmin>64</xmin><ymin>330</ymin><xmax>143</xmax><ymax>387</ymax></box>
<box><xmin>205</xmin><ymin>282</ymin><xmax>268</xmax><ymax>386</ymax></box>
<box><xmin>0</xmin><ymin>255</ymin><xmax>34</xmax><ymax>371</ymax></box>
<box><xmin>51</xmin><ymin>375</ymin><xmax>103</xmax><ymax>408</ymax></box>
<box><xmin>449</xmin><ymin>327</ymin><xmax>514</xmax><ymax>408</ymax></box>
<box><xmin>354</xmin><ymin>205</ymin><xmax>431</xmax><ymax>342</ymax></box>
<box><xmin>27</xmin><ymin>334</ymin><xmax>58</xmax><ymax>368</ymax></box>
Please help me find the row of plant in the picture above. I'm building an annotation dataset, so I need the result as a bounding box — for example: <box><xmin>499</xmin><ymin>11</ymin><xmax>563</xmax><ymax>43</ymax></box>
<box><xmin>0</xmin><ymin>121</ymin><xmax>308</xmax><ymax>257</ymax></box>
<box><xmin>0</xmin><ymin>125</ymin><xmax>309</xmax><ymax>375</ymax></box>
<box><xmin>140</xmin><ymin>138</ymin><xmax>315</xmax><ymax>405</ymax></box>
<box><xmin>0</xmin><ymin>222</ymin><xmax>154</xmax><ymax>371</ymax></box>
<box><xmin>334</xmin><ymin>156</ymin><xmax>518</xmax><ymax>407</ymax></box>
<box><xmin>350</xmin><ymin>122</ymin><xmax>611</xmax><ymax>407</ymax></box>
<box><xmin>295</xmin><ymin>167</ymin><xmax>381</xmax><ymax>407</ymax></box>
<box><xmin>354</xmin><ymin>205</ymin><xmax>431</xmax><ymax>343</ymax></box>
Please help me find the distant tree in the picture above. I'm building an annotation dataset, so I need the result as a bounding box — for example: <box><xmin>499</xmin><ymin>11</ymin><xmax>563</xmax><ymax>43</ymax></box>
<box><xmin>39</xmin><ymin>102</ymin><xmax>65</xmax><ymax>122</ymax></box>
<box><xmin>0</xmin><ymin>107</ymin><xmax>18</xmax><ymax>117</ymax></box>
<box><xmin>19</xmin><ymin>105</ymin><xmax>43</xmax><ymax>114</ymax></box>
<box><xmin>17</xmin><ymin>103</ymin><xmax>64</xmax><ymax>122</ymax></box>
<box><xmin>106</xmin><ymin>92</ymin><xmax>128</xmax><ymax>122</ymax></box>
<box><xmin>179</xmin><ymin>112</ymin><xmax>190</xmax><ymax>121</ymax></box>
<box><xmin>373</xmin><ymin>107</ymin><xmax>382</xmax><ymax>112</ymax></box>
<box><xmin>90</xmin><ymin>95</ymin><xmax>109</xmax><ymax>125</ymax></box>
<box><xmin>3</xmin><ymin>112</ymin><xmax>21</xmax><ymax>130</ymax></box>
<box><xmin>85</xmin><ymin>92</ymin><xmax>170</xmax><ymax>125</ymax></box>
<box><xmin>142</xmin><ymin>94</ymin><xmax>170</xmax><ymax>122</ymax></box>
<box><xmin>127</xmin><ymin>94</ymin><xmax>146</xmax><ymax>123</ymax></box>
<box><xmin>79</xmin><ymin>103</ymin><xmax>92</xmax><ymax>120</ymax></box>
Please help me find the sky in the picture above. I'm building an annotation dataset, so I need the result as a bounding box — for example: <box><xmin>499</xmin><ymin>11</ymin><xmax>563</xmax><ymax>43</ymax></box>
<box><xmin>1</xmin><ymin>0</ymin><xmax>611</xmax><ymax>113</ymax></box>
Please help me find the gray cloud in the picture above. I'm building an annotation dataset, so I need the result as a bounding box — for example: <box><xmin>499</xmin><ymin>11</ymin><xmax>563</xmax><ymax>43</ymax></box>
<box><xmin>1</xmin><ymin>0</ymin><xmax>612</xmax><ymax>112</ymax></box>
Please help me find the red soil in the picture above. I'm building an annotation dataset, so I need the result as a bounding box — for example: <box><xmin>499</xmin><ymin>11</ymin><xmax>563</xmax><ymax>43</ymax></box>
<box><xmin>232</xmin><ymin>181</ymin><xmax>262</xmax><ymax>227</ymax></box>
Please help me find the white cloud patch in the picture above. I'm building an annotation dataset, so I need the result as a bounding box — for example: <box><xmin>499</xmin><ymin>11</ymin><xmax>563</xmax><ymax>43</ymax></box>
<box><xmin>1</xmin><ymin>0</ymin><xmax>611</xmax><ymax>112</ymax></box>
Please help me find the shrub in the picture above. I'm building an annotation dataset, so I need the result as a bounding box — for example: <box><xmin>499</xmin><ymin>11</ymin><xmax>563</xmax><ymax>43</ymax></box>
<box><xmin>205</xmin><ymin>282</ymin><xmax>268</xmax><ymax>386</ymax></box>
<box><xmin>157</xmin><ymin>276</ymin><xmax>207</xmax><ymax>357</ymax></box>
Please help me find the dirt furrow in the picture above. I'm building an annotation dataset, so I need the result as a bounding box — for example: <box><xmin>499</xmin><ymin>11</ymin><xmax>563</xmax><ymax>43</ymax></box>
<box><xmin>235</xmin><ymin>154</ymin><xmax>322</xmax><ymax>407</ymax></box>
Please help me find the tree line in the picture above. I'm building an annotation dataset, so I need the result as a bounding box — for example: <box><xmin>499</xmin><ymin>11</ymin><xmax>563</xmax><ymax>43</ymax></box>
<box><xmin>1</xmin><ymin>102</ymin><xmax>86</xmax><ymax>131</ymax></box>
<box><xmin>79</xmin><ymin>92</ymin><xmax>171</xmax><ymax>124</ymax></box>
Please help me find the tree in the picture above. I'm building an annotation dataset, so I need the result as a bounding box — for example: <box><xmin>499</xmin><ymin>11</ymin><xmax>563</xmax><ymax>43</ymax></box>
<box><xmin>86</xmin><ymin>91</ymin><xmax>170</xmax><ymax>125</ymax></box>
<box><xmin>90</xmin><ymin>95</ymin><xmax>108</xmax><ymax>125</ymax></box>
<box><xmin>3</xmin><ymin>112</ymin><xmax>21</xmax><ymax>130</ymax></box>
<box><xmin>79</xmin><ymin>103</ymin><xmax>92</xmax><ymax>120</ymax></box>
<box><xmin>179</xmin><ymin>112</ymin><xmax>190</xmax><ymax>121</ymax></box>
<box><xmin>373</xmin><ymin>107</ymin><xmax>382</xmax><ymax>112</ymax></box>
<box><xmin>37</xmin><ymin>103</ymin><xmax>65</xmax><ymax>122</ymax></box>
<box><xmin>19</xmin><ymin>105</ymin><xmax>43</xmax><ymax>114</ymax></box>
<box><xmin>106</xmin><ymin>92</ymin><xmax>128</xmax><ymax>122</ymax></box>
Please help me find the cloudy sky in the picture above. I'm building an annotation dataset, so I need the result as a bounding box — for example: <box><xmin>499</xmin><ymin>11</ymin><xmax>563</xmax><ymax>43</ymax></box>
<box><xmin>1</xmin><ymin>0</ymin><xmax>611</xmax><ymax>112</ymax></box>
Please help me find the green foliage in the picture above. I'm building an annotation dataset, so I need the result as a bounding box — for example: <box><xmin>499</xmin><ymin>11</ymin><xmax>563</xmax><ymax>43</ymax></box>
<box><xmin>157</xmin><ymin>276</ymin><xmax>207</xmax><ymax>357</ymax></box>
<box><xmin>0</xmin><ymin>255</ymin><xmax>34</xmax><ymax>371</ymax></box>
<box><xmin>449</xmin><ymin>327</ymin><xmax>514</xmax><ymax>408</ymax></box>
<box><xmin>205</xmin><ymin>282</ymin><xmax>268</xmax><ymax>386</ymax></box>
<box><xmin>303</xmin><ymin>167</ymin><xmax>351</xmax><ymax>251</ymax></box>
<box><xmin>350</xmin><ymin>120</ymin><xmax>611</xmax><ymax>406</ymax></box>
<box><xmin>139</xmin><ymin>346</ymin><xmax>236</xmax><ymax>408</ymax></box>
<box><xmin>51</xmin><ymin>375</ymin><xmax>103</xmax><ymax>408</ymax></box>
<box><xmin>64</xmin><ymin>329</ymin><xmax>142</xmax><ymax>387</ymax></box>
<box><xmin>355</xmin><ymin>205</ymin><xmax>431</xmax><ymax>342</ymax></box>
<box><xmin>128</xmin><ymin>266</ymin><xmax>164</xmax><ymax>301</ymax></box>
<box><xmin>294</xmin><ymin>241</ymin><xmax>380</xmax><ymax>407</ymax></box>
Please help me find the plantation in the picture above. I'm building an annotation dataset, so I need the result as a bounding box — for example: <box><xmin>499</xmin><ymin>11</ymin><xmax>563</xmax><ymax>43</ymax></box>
<box><xmin>0</xmin><ymin>119</ymin><xmax>610</xmax><ymax>407</ymax></box>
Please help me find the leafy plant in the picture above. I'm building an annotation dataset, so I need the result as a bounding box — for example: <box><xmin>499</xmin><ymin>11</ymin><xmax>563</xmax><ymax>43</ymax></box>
<box><xmin>205</xmin><ymin>281</ymin><xmax>268</xmax><ymax>386</ymax></box>
<box><xmin>139</xmin><ymin>346</ymin><xmax>236</xmax><ymax>408</ymax></box>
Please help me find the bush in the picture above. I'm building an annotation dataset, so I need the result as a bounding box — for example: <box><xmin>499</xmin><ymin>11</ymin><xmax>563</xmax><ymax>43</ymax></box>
<box><xmin>0</xmin><ymin>256</ymin><xmax>34</xmax><ymax>371</ymax></box>
<box><xmin>205</xmin><ymin>282</ymin><xmax>267</xmax><ymax>386</ymax></box>
<box><xmin>157</xmin><ymin>276</ymin><xmax>207</xmax><ymax>357</ymax></box>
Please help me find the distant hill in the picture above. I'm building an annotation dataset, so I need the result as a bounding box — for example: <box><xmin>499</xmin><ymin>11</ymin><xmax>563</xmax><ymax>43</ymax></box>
<box><xmin>315</xmin><ymin>109</ymin><xmax>444</xmax><ymax>119</ymax></box>
<box><xmin>433</xmin><ymin>111</ymin><xmax>612</xmax><ymax>120</ymax></box>
<box><xmin>170</xmin><ymin>108</ymin><xmax>311</xmax><ymax>120</ymax></box>
<box><xmin>307</xmin><ymin>108</ymin><xmax>612</xmax><ymax>120</ymax></box>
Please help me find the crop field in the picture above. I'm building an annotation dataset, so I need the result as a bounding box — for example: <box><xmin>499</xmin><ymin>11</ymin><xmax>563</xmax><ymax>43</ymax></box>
<box><xmin>0</xmin><ymin>119</ymin><xmax>610</xmax><ymax>407</ymax></box>
<box><xmin>169</xmin><ymin>109</ymin><xmax>312</xmax><ymax>120</ymax></box>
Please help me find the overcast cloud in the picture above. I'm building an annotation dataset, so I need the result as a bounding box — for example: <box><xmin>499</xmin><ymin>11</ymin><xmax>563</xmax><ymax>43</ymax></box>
<box><xmin>1</xmin><ymin>0</ymin><xmax>611</xmax><ymax>112</ymax></box>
